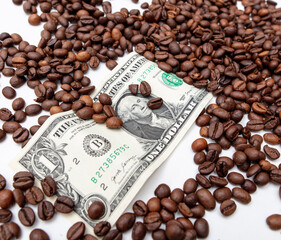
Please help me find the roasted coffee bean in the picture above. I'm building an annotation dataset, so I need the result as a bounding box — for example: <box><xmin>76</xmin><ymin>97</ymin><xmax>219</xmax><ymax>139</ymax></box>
<box><xmin>152</xmin><ymin>229</ymin><xmax>167</xmax><ymax>240</ymax></box>
<box><xmin>0</xmin><ymin>129</ymin><xmax>6</xmax><ymax>142</ymax></box>
<box><xmin>106</xmin><ymin>117</ymin><xmax>123</xmax><ymax>129</ymax></box>
<box><xmin>0</xmin><ymin>209</ymin><xmax>12</xmax><ymax>223</ymax></box>
<box><xmin>103</xmin><ymin>229</ymin><xmax>122</xmax><ymax>240</ymax></box>
<box><xmin>220</xmin><ymin>199</ymin><xmax>236</xmax><ymax>216</ymax></box>
<box><xmin>133</xmin><ymin>200</ymin><xmax>148</xmax><ymax>216</ymax></box>
<box><xmin>77</xmin><ymin>107</ymin><xmax>95</xmax><ymax>120</ymax></box>
<box><xmin>116</xmin><ymin>212</ymin><xmax>136</xmax><ymax>232</ymax></box>
<box><xmin>227</xmin><ymin>172</ymin><xmax>245</xmax><ymax>185</ymax></box>
<box><xmin>26</xmin><ymin>186</ymin><xmax>44</xmax><ymax>205</ymax></box>
<box><xmin>254</xmin><ymin>172</ymin><xmax>270</xmax><ymax>186</ymax></box>
<box><xmin>191</xmin><ymin>138</ymin><xmax>207</xmax><ymax>152</ymax></box>
<box><xmin>155</xmin><ymin>184</ymin><xmax>170</xmax><ymax>199</ymax></box>
<box><xmin>196</xmin><ymin>174</ymin><xmax>212</xmax><ymax>189</ymax></box>
<box><xmin>14</xmin><ymin>110</ymin><xmax>26</xmax><ymax>123</ymax></box>
<box><xmin>144</xmin><ymin>212</ymin><xmax>162</xmax><ymax>231</ymax></box>
<box><xmin>0</xmin><ymin>108</ymin><xmax>13</xmax><ymax>121</ymax></box>
<box><xmin>41</xmin><ymin>176</ymin><xmax>56</xmax><ymax>197</ymax></box>
<box><xmin>94</xmin><ymin>221</ymin><xmax>111</xmax><ymax>237</ymax></box>
<box><xmin>194</xmin><ymin>218</ymin><xmax>209</xmax><ymax>238</ymax></box>
<box><xmin>140</xmin><ymin>81</ymin><xmax>151</xmax><ymax>97</ymax></box>
<box><xmin>270</xmin><ymin>169</ymin><xmax>281</xmax><ymax>184</ymax></box>
<box><xmin>196</xmin><ymin>188</ymin><xmax>216</xmax><ymax>210</ymax></box>
<box><xmin>232</xmin><ymin>187</ymin><xmax>251</xmax><ymax>204</ymax></box>
<box><xmin>0</xmin><ymin>174</ymin><xmax>6</xmax><ymax>190</ymax></box>
<box><xmin>18</xmin><ymin>206</ymin><xmax>35</xmax><ymax>226</ymax></box>
<box><xmin>25</xmin><ymin>104</ymin><xmax>42</xmax><ymax>116</ymax></box>
<box><xmin>264</xmin><ymin>133</ymin><xmax>279</xmax><ymax>145</ymax></box>
<box><xmin>241</xmin><ymin>179</ymin><xmax>257</xmax><ymax>193</ymax></box>
<box><xmin>103</xmin><ymin>105</ymin><xmax>116</xmax><ymax>118</ymax></box>
<box><xmin>99</xmin><ymin>93</ymin><xmax>112</xmax><ymax>105</ymax></box>
<box><xmin>38</xmin><ymin>200</ymin><xmax>55</xmax><ymax>221</ymax></box>
<box><xmin>13</xmin><ymin>171</ymin><xmax>34</xmax><ymax>190</ymax></box>
<box><xmin>129</xmin><ymin>84</ymin><xmax>138</xmax><ymax>95</ymax></box>
<box><xmin>0</xmin><ymin>189</ymin><xmax>14</xmax><ymax>209</ymax></box>
<box><xmin>2</xmin><ymin>86</ymin><xmax>16</xmax><ymax>99</ymax></box>
<box><xmin>213</xmin><ymin>187</ymin><xmax>232</xmax><ymax>203</ymax></box>
<box><xmin>264</xmin><ymin>145</ymin><xmax>280</xmax><ymax>160</ymax></box>
<box><xmin>67</xmin><ymin>222</ymin><xmax>85</xmax><ymax>240</ymax></box>
<box><xmin>267</xmin><ymin>214</ymin><xmax>281</xmax><ymax>230</ymax></box>
<box><xmin>54</xmin><ymin>196</ymin><xmax>74</xmax><ymax>213</ymax></box>
<box><xmin>209</xmin><ymin>176</ymin><xmax>228</xmax><ymax>187</ymax></box>
<box><xmin>161</xmin><ymin>198</ymin><xmax>178</xmax><ymax>213</ymax></box>
<box><xmin>148</xmin><ymin>97</ymin><xmax>163</xmax><ymax>109</ymax></box>
<box><xmin>209</xmin><ymin>122</ymin><xmax>224</xmax><ymax>140</ymax></box>
<box><xmin>198</xmin><ymin>161</ymin><xmax>215</xmax><ymax>175</ymax></box>
<box><xmin>170</xmin><ymin>188</ymin><xmax>184</xmax><ymax>204</ymax></box>
<box><xmin>132</xmin><ymin>222</ymin><xmax>146</xmax><ymax>240</ymax></box>
<box><xmin>29</xmin><ymin>228</ymin><xmax>50</xmax><ymax>240</ymax></box>
<box><xmin>165</xmin><ymin>220</ymin><xmax>185</xmax><ymax>240</ymax></box>
<box><xmin>196</xmin><ymin>114</ymin><xmax>210</xmax><ymax>127</ymax></box>
<box><xmin>12</xmin><ymin>127</ymin><xmax>29</xmax><ymax>143</ymax></box>
<box><xmin>13</xmin><ymin>188</ymin><xmax>25</xmax><ymax>207</ymax></box>
<box><xmin>12</xmin><ymin>98</ymin><xmax>25</xmax><ymax>111</ymax></box>
<box><xmin>88</xmin><ymin>201</ymin><xmax>105</xmax><ymax>220</ymax></box>
<box><xmin>147</xmin><ymin>197</ymin><xmax>161</xmax><ymax>212</ymax></box>
<box><xmin>246</xmin><ymin>120</ymin><xmax>264</xmax><ymax>131</ymax></box>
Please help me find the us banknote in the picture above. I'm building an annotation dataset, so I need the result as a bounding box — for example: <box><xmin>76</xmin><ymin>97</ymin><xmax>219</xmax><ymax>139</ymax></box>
<box><xmin>11</xmin><ymin>53</ymin><xmax>212</xmax><ymax>227</ymax></box>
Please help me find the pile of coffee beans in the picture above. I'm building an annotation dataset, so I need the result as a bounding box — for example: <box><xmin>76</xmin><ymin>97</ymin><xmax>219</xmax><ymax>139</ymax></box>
<box><xmin>0</xmin><ymin>0</ymin><xmax>281</xmax><ymax>238</ymax></box>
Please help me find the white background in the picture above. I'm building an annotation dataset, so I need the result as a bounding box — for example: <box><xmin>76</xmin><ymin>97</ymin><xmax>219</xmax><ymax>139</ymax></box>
<box><xmin>0</xmin><ymin>1</ymin><xmax>281</xmax><ymax>239</ymax></box>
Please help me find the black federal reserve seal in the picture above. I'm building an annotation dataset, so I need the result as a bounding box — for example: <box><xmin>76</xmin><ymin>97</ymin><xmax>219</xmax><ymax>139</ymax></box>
<box><xmin>83</xmin><ymin>134</ymin><xmax>111</xmax><ymax>157</ymax></box>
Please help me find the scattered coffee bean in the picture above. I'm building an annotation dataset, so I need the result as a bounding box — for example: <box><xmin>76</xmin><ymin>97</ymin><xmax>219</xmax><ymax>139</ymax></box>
<box><xmin>88</xmin><ymin>201</ymin><xmax>105</xmax><ymax>220</ymax></box>
<box><xmin>54</xmin><ymin>196</ymin><xmax>74</xmax><ymax>213</ymax></box>
<box><xmin>30</xmin><ymin>228</ymin><xmax>50</xmax><ymax>240</ymax></box>
<box><xmin>18</xmin><ymin>206</ymin><xmax>35</xmax><ymax>226</ymax></box>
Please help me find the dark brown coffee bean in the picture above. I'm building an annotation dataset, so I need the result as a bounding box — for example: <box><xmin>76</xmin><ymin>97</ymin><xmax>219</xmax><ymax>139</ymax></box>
<box><xmin>140</xmin><ymin>81</ymin><xmax>151</xmax><ymax>97</ymax></box>
<box><xmin>152</xmin><ymin>229</ymin><xmax>167</xmax><ymax>240</ymax></box>
<box><xmin>232</xmin><ymin>187</ymin><xmax>251</xmax><ymax>204</ymax></box>
<box><xmin>103</xmin><ymin>105</ymin><xmax>116</xmax><ymax>118</ymax></box>
<box><xmin>67</xmin><ymin>222</ymin><xmax>85</xmax><ymax>240</ymax></box>
<box><xmin>191</xmin><ymin>138</ymin><xmax>207</xmax><ymax>152</ymax></box>
<box><xmin>194</xmin><ymin>218</ymin><xmax>209</xmax><ymax>238</ymax></box>
<box><xmin>25</xmin><ymin>104</ymin><xmax>42</xmax><ymax>116</ymax></box>
<box><xmin>103</xmin><ymin>229</ymin><xmax>122</xmax><ymax>240</ymax></box>
<box><xmin>132</xmin><ymin>222</ymin><xmax>146</xmax><ymax>240</ymax></box>
<box><xmin>13</xmin><ymin>188</ymin><xmax>25</xmax><ymax>207</ymax></box>
<box><xmin>12</xmin><ymin>98</ymin><xmax>25</xmax><ymax>111</ymax></box>
<box><xmin>270</xmin><ymin>169</ymin><xmax>281</xmax><ymax>184</ymax></box>
<box><xmin>0</xmin><ymin>189</ymin><xmax>14</xmax><ymax>209</ymax></box>
<box><xmin>13</xmin><ymin>171</ymin><xmax>34</xmax><ymax>190</ymax></box>
<box><xmin>247</xmin><ymin>120</ymin><xmax>264</xmax><ymax>131</ymax></box>
<box><xmin>170</xmin><ymin>188</ymin><xmax>184</xmax><ymax>204</ymax></box>
<box><xmin>227</xmin><ymin>172</ymin><xmax>245</xmax><ymax>185</ymax></box>
<box><xmin>209</xmin><ymin>176</ymin><xmax>228</xmax><ymax>187</ymax></box>
<box><xmin>144</xmin><ymin>212</ymin><xmax>162</xmax><ymax>231</ymax></box>
<box><xmin>94</xmin><ymin>221</ymin><xmax>111</xmax><ymax>237</ymax></box>
<box><xmin>129</xmin><ymin>84</ymin><xmax>139</xmax><ymax>95</ymax></box>
<box><xmin>12</xmin><ymin>127</ymin><xmax>29</xmax><ymax>143</ymax></box>
<box><xmin>37</xmin><ymin>200</ymin><xmax>55</xmax><ymax>221</ymax></box>
<box><xmin>0</xmin><ymin>108</ymin><xmax>13</xmax><ymax>121</ymax></box>
<box><xmin>254</xmin><ymin>172</ymin><xmax>270</xmax><ymax>186</ymax></box>
<box><xmin>54</xmin><ymin>196</ymin><xmax>74</xmax><ymax>213</ymax></box>
<box><xmin>196</xmin><ymin>188</ymin><xmax>216</xmax><ymax>210</ymax></box>
<box><xmin>148</xmin><ymin>98</ymin><xmax>163</xmax><ymax>109</ymax></box>
<box><xmin>209</xmin><ymin>122</ymin><xmax>224</xmax><ymax>140</ymax></box>
<box><xmin>0</xmin><ymin>209</ymin><xmax>12</xmax><ymax>223</ymax></box>
<box><xmin>264</xmin><ymin>133</ymin><xmax>279</xmax><ymax>145</ymax></box>
<box><xmin>198</xmin><ymin>161</ymin><xmax>215</xmax><ymax>175</ymax></box>
<box><xmin>26</xmin><ymin>186</ymin><xmax>44</xmax><ymax>205</ymax></box>
<box><xmin>133</xmin><ymin>200</ymin><xmax>148</xmax><ymax>216</ymax></box>
<box><xmin>147</xmin><ymin>197</ymin><xmax>161</xmax><ymax>212</ymax></box>
<box><xmin>106</xmin><ymin>117</ymin><xmax>123</xmax><ymax>129</ymax></box>
<box><xmin>266</xmin><ymin>214</ymin><xmax>281</xmax><ymax>230</ymax></box>
<box><xmin>18</xmin><ymin>207</ymin><xmax>35</xmax><ymax>226</ymax></box>
<box><xmin>213</xmin><ymin>187</ymin><xmax>232</xmax><ymax>203</ymax></box>
<box><xmin>41</xmin><ymin>176</ymin><xmax>56</xmax><ymax>197</ymax></box>
<box><xmin>116</xmin><ymin>212</ymin><xmax>136</xmax><ymax>232</ymax></box>
<box><xmin>220</xmin><ymin>199</ymin><xmax>236</xmax><ymax>216</ymax></box>
<box><xmin>252</xmin><ymin>102</ymin><xmax>267</xmax><ymax>114</ymax></box>
<box><xmin>264</xmin><ymin>145</ymin><xmax>280</xmax><ymax>160</ymax></box>
<box><xmin>2</xmin><ymin>86</ymin><xmax>16</xmax><ymax>99</ymax></box>
<box><xmin>0</xmin><ymin>174</ymin><xmax>6</xmax><ymax>190</ymax></box>
<box><xmin>165</xmin><ymin>220</ymin><xmax>185</xmax><ymax>240</ymax></box>
<box><xmin>29</xmin><ymin>228</ymin><xmax>50</xmax><ymax>240</ymax></box>
<box><xmin>88</xmin><ymin>201</ymin><xmax>105</xmax><ymax>220</ymax></box>
<box><xmin>196</xmin><ymin>174</ymin><xmax>211</xmax><ymax>188</ymax></box>
<box><xmin>155</xmin><ymin>184</ymin><xmax>171</xmax><ymax>199</ymax></box>
<box><xmin>241</xmin><ymin>179</ymin><xmax>257</xmax><ymax>193</ymax></box>
<box><xmin>99</xmin><ymin>93</ymin><xmax>112</xmax><ymax>105</ymax></box>
<box><xmin>77</xmin><ymin>107</ymin><xmax>95</xmax><ymax>119</ymax></box>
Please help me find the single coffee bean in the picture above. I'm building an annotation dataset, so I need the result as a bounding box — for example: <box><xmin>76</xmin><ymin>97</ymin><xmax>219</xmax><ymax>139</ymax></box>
<box><xmin>99</xmin><ymin>93</ymin><xmax>112</xmax><ymax>105</ymax></box>
<box><xmin>38</xmin><ymin>200</ymin><xmax>55</xmax><ymax>221</ymax></box>
<box><xmin>266</xmin><ymin>214</ymin><xmax>281</xmax><ymax>230</ymax></box>
<box><xmin>18</xmin><ymin>207</ymin><xmax>35</xmax><ymax>226</ymax></box>
<box><xmin>263</xmin><ymin>145</ymin><xmax>280</xmax><ymax>160</ymax></box>
<box><xmin>144</xmin><ymin>212</ymin><xmax>162</xmax><ymax>231</ymax></box>
<box><xmin>246</xmin><ymin>120</ymin><xmax>264</xmax><ymax>131</ymax></box>
<box><xmin>88</xmin><ymin>201</ymin><xmax>105</xmax><ymax>220</ymax></box>
<box><xmin>147</xmin><ymin>197</ymin><xmax>161</xmax><ymax>212</ymax></box>
<box><xmin>191</xmin><ymin>138</ymin><xmax>207</xmax><ymax>152</ymax></box>
<box><xmin>94</xmin><ymin>221</ymin><xmax>111</xmax><ymax>236</ymax></box>
<box><xmin>0</xmin><ymin>174</ymin><xmax>6</xmax><ymax>190</ymax></box>
<box><xmin>220</xmin><ymin>199</ymin><xmax>237</xmax><ymax>216</ymax></box>
<box><xmin>170</xmin><ymin>188</ymin><xmax>184</xmax><ymax>204</ymax></box>
<box><xmin>165</xmin><ymin>220</ymin><xmax>185</xmax><ymax>240</ymax></box>
<box><xmin>0</xmin><ymin>221</ymin><xmax>21</xmax><ymax>239</ymax></box>
<box><xmin>209</xmin><ymin>122</ymin><xmax>224</xmax><ymax>139</ymax></box>
<box><xmin>41</xmin><ymin>176</ymin><xmax>56</xmax><ymax>197</ymax></box>
<box><xmin>196</xmin><ymin>188</ymin><xmax>216</xmax><ymax>210</ymax></box>
<box><xmin>198</xmin><ymin>161</ymin><xmax>215</xmax><ymax>175</ymax></box>
<box><xmin>12</xmin><ymin>127</ymin><xmax>29</xmax><ymax>143</ymax></box>
<box><xmin>241</xmin><ymin>179</ymin><xmax>257</xmax><ymax>193</ymax></box>
<box><xmin>1</xmin><ymin>108</ymin><xmax>15</xmax><ymax>121</ymax></box>
<box><xmin>178</xmin><ymin>202</ymin><xmax>193</xmax><ymax>217</ymax></box>
<box><xmin>116</xmin><ymin>212</ymin><xmax>136</xmax><ymax>232</ymax></box>
<box><xmin>103</xmin><ymin>105</ymin><xmax>116</xmax><ymax>118</ymax></box>
<box><xmin>13</xmin><ymin>171</ymin><xmax>34</xmax><ymax>190</ymax></box>
<box><xmin>2</xmin><ymin>86</ymin><xmax>16</xmax><ymax>99</ymax></box>
<box><xmin>194</xmin><ymin>218</ymin><xmax>209</xmax><ymax>238</ymax></box>
<box><xmin>0</xmin><ymin>189</ymin><xmax>14</xmax><ymax>209</ymax></box>
<box><xmin>103</xmin><ymin>229</ymin><xmax>122</xmax><ymax>240</ymax></box>
<box><xmin>106</xmin><ymin>117</ymin><xmax>123</xmax><ymax>129</ymax></box>
<box><xmin>155</xmin><ymin>184</ymin><xmax>171</xmax><ymax>199</ymax></box>
<box><xmin>26</xmin><ymin>186</ymin><xmax>44</xmax><ymax>205</ymax></box>
<box><xmin>77</xmin><ymin>107</ymin><xmax>95</xmax><ymax>120</ymax></box>
<box><xmin>132</xmin><ymin>222</ymin><xmax>146</xmax><ymax>240</ymax></box>
<box><xmin>264</xmin><ymin>133</ymin><xmax>279</xmax><ymax>145</ymax></box>
<box><xmin>213</xmin><ymin>187</ymin><xmax>232</xmax><ymax>203</ymax></box>
<box><xmin>270</xmin><ymin>169</ymin><xmax>281</xmax><ymax>184</ymax></box>
<box><xmin>140</xmin><ymin>81</ymin><xmax>151</xmax><ymax>97</ymax></box>
<box><xmin>196</xmin><ymin>174</ymin><xmax>211</xmax><ymax>189</ymax></box>
<box><xmin>54</xmin><ymin>196</ymin><xmax>74</xmax><ymax>213</ymax></box>
<box><xmin>254</xmin><ymin>172</ymin><xmax>270</xmax><ymax>186</ymax></box>
<box><xmin>129</xmin><ymin>84</ymin><xmax>138</xmax><ymax>95</ymax></box>
<box><xmin>13</xmin><ymin>188</ymin><xmax>25</xmax><ymax>207</ymax></box>
<box><xmin>227</xmin><ymin>172</ymin><xmax>245</xmax><ymax>185</ymax></box>
<box><xmin>12</xmin><ymin>98</ymin><xmax>25</xmax><ymax>111</ymax></box>
<box><xmin>232</xmin><ymin>187</ymin><xmax>251</xmax><ymax>204</ymax></box>
<box><xmin>67</xmin><ymin>222</ymin><xmax>85</xmax><ymax>240</ymax></box>
<box><xmin>161</xmin><ymin>198</ymin><xmax>178</xmax><ymax>213</ymax></box>
<box><xmin>0</xmin><ymin>129</ymin><xmax>6</xmax><ymax>142</ymax></box>
<box><xmin>133</xmin><ymin>200</ymin><xmax>148</xmax><ymax>216</ymax></box>
<box><xmin>209</xmin><ymin>176</ymin><xmax>228</xmax><ymax>187</ymax></box>
<box><xmin>0</xmin><ymin>209</ymin><xmax>12</xmax><ymax>223</ymax></box>
<box><xmin>29</xmin><ymin>229</ymin><xmax>50</xmax><ymax>240</ymax></box>
<box><xmin>25</xmin><ymin>104</ymin><xmax>42</xmax><ymax>116</ymax></box>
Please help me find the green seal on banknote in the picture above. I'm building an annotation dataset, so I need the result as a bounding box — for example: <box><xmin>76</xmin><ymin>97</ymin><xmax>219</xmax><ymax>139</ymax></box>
<box><xmin>162</xmin><ymin>73</ymin><xmax>183</xmax><ymax>87</ymax></box>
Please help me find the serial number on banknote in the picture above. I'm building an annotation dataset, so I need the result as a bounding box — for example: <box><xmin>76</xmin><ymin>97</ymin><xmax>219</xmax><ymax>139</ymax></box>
<box><xmin>91</xmin><ymin>144</ymin><xmax>130</xmax><ymax>185</ymax></box>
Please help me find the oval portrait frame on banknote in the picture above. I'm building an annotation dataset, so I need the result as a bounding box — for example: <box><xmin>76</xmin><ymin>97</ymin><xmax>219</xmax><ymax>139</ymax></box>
<box><xmin>115</xmin><ymin>92</ymin><xmax>176</xmax><ymax>141</ymax></box>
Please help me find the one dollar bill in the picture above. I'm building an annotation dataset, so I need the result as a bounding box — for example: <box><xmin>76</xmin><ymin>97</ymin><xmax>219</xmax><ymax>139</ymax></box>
<box><xmin>11</xmin><ymin>53</ymin><xmax>212</xmax><ymax>227</ymax></box>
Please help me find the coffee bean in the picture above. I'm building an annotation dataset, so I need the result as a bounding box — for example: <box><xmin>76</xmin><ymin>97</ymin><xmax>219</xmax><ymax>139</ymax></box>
<box><xmin>18</xmin><ymin>207</ymin><xmax>35</xmax><ymax>226</ymax></box>
<box><xmin>133</xmin><ymin>200</ymin><xmax>148</xmax><ymax>216</ymax></box>
<box><xmin>106</xmin><ymin>117</ymin><xmax>123</xmax><ymax>129</ymax></box>
<box><xmin>194</xmin><ymin>218</ymin><xmax>209</xmax><ymax>238</ymax></box>
<box><xmin>161</xmin><ymin>198</ymin><xmax>178</xmax><ymax>213</ymax></box>
<box><xmin>88</xmin><ymin>201</ymin><xmax>105</xmax><ymax>220</ymax></box>
<box><xmin>12</xmin><ymin>98</ymin><xmax>25</xmax><ymax>111</ymax></box>
<box><xmin>0</xmin><ymin>189</ymin><xmax>14</xmax><ymax>209</ymax></box>
<box><xmin>209</xmin><ymin>176</ymin><xmax>228</xmax><ymax>187</ymax></box>
<box><xmin>191</xmin><ymin>138</ymin><xmax>207</xmax><ymax>152</ymax></box>
<box><xmin>155</xmin><ymin>183</ymin><xmax>171</xmax><ymax>199</ymax></box>
<box><xmin>213</xmin><ymin>187</ymin><xmax>232</xmax><ymax>203</ymax></box>
<box><xmin>54</xmin><ymin>196</ymin><xmax>74</xmax><ymax>213</ymax></box>
<box><xmin>196</xmin><ymin>174</ymin><xmax>211</xmax><ymax>189</ymax></box>
<box><xmin>94</xmin><ymin>221</ymin><xmax>111</xmax><ymax>237</ymax></box>
<box><xmin>209</xmin><ymin>122</ymin><xmax>224</xmax><ymax>140</ymax></box>
<box><xmin>0</xmin><ymin>222</ymin><xmax>21</xmax><ymax>239</ymax></box>
<box><xmin>198</xmin><ymin>161</ymin><xmax>215</xmax><ymax>175</ymax></box>
<box><xmin>38</xmin><ymin>200</ymin><xmax>55</xmax><ymax>221</ymax></box>
<box><xmin>264</xmin><ymin>145</ymin><xmax>280</xmax><ymax>160</ymax></box>
<box><xmin>0</xmin><ymin>174</ymin><xmax>6</xmax><ymax>190</ymax></box>
<box><xmin>144</xmin><ymin>212</ymin><xmax>162</xmax><ymax>231</ymax></box>
<box><xmin>246</xmin><ymin>120</ymin><xmax>264</xmax><ymax>131</ymax></box>
<box><xmin>241</xmin><ymin>179</ymin><xmax>257</xmax><ymax>193</ymax></box>
<box><xmin>227</xmin><ymin>172</ymin><xmax>245</xmax><ymax>185</ymax></box>
<box><xmin>76</xmin><ymin>106</ymin><xmax>94</xmax><ymax>119</ymax></box>
<box><xmin>165</xmin><ymin>220</ymin><xmax>185</xmax><ymax>240</ymax></box>
<box><xmin>41</xmin><ymin>176</ymin><xmax>56</xmax><ymax>197</ymax></box>
<box><xmin>26</xmin><ymin>186</ymin><xmax>44</xmax><ymax>205</ymax></box>
<box><xmin>232</xmin><ymin>187</ymin><xmax>251</xmax><ymax>204</ymax></box>
<box><xmin>266</xmin><ymin>214</ymin><xmax>281</xmax><ymax>230</ymax></box>
<box><xmin>270</xmin><ymin>169</ymin><xmax>281</xmax><ymax>184</ymax></box>
<box><xmin>140</xmin><ymin>81</ymin><xmax>151</xmax><ymax>97</ymax></box>
<box><xmin>254</xmin><ymin>172</ymin><xmax>270</xmax><ymax>186</ymax></box>
<box><xmin>99</xmin><ymin>93</ymin><xmax>112</xmax><ymax>105</ymax></box>
<box><xmin>263</xmin><ymin>133</ymin><xmax>279</xmax><ymax>145</ymax></box>
<box><xmin>170</xmin><ymin>188</ymin><xmax>184</xmax><ymax>204</ymax></box>
<box><xmin>67</xmin><ymin>222</ymin><xmax>85</xmax><ymax>240</ymax></box>
<box><xmin>129</xmin><ymin>84</ymin><xmax>138</xmax><ymax>95</ymax></box>
<box><xmin>25</xmin><ymin>104</ymin><xmax>42</xmax><ymax>116</ymax></box>
<box><xmin>196</xmin><ymin>188</ymin><xmax>216</xmax><ymax>210</ymax></box>
<box><xmin>103</xmin><ymin>229</ymin><xmax>122</xmax><ymax>240</ymax></box>
<box><xmin>2</xmin><ymin>86</ymin><xmax>16</xmax><ymax>99</ymax></box>
<box><xmin>28</xmin><ymin>14</ymin><xmax>41</xmax><ymax>26</ymax></box>
<box><xmin>0</xmin><ymin>129</ymin><xmax>6</xmax><ymax>142</ymax></box>
<box><xmin>147</xmin><ymin>197</ymin><xmax>161</xmax><ymax>212</ymax></box>
<box><xmin>13</xmin><ymin>171</ymin><xmax>34</xmax><ymax>190</ymax></box>
<box><xmin>0</xmin><ymin>209</ymin><xmax>12</xmax><ymax>223</ymax></box>
<box><xmin>220</xmin><ymin>199</ymin><xmax>236</xmax><ymax>216</ymax></box>
<box><xmin>148</xmin><ymin>97</ymin><xmax>163</xmax><ymax>109</ymax></box>
<box><xmin>132</xmin><ymin>222</ymin><xmax>146</xmax><ymax>240</ymax></box>
<box><xmin>0</xmin><ymin>108</ymin><xmax>13</xmax><ymax>121</ymax></box>
<box><xmin>116</xmin><ymin>212</ymin><xmax>136</xmax><ymax>232</ymax></box>
<box><xmin>103</xmin><ymin>105</ymin><xmax>116</xmax><ymax>118</ymax></box>
<box><xmin>13</xmin><ymin>188</ymin><xmax>25</xmax><ymax>207</ymax></box>
<box><xmin>12</xmin><ymin>127</ymin><xmax>29</xmax><ymax>143</ymax></box>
